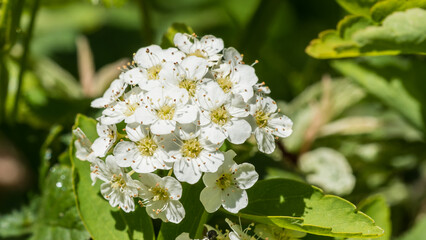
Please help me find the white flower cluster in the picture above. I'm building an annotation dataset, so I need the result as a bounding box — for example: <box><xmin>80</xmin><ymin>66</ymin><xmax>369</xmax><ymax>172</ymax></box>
<box><xmin>74</xmin><ymin>33</ymin><xmax>293</xmax><ymax>224</ymax></box>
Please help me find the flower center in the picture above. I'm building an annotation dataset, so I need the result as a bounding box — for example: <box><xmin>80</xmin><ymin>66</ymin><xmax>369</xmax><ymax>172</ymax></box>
<box><xmin>217</xmin><ymin>76</ymin><xmax>233</xmax><ymax>93</ymax></box>
<box><xmin>255</xmin><ymin>110</ymin><xmax>270</xmax><ymax>128</ymax></box>
<box><xmin>157</xmin><ymin>104</ymin><xmax>176</xmax><ymax>120</ymax></box>
<box><xmin>111</xmin><ymin>174</ymin><xmax>126</xmax><ymax>190</ymax></box>
<box><xmin>210</xmin><ymin>106</ymin><xmax>230</xmax><ymax>126</ymax></box>
<box><xmin>188</xmin><ymin>49</ymin><xmax>205</xmax><ymax>58</ymax></box>
<box><xmin>150</xmin><ymin>185</ymin><xmax>170</xmax><ymax>201</ymax></box>
<box><xmin>147</xmin><ymin>65</ymin><xmax>162</xmax><ymax>80</ymax></box>
<box><xmin>179</xmin><ymin>79</ymin><xmax>197</xmax><ymax>97</ymax></box>
<box><xmin>181</xmin><ymin>138</ymin><xmax>203</xmax><ymax>158</ymax></box>
<box><xmin>216</xmin><ymin>173</ymin><xmax>233</xmax><ymax>190</ymax></box>
<box><xmin>125</xmin><ymin>103</ymin><xmax>139</xmax><ymax>117</ymax></box>
<box><xmin>137</xmin><ymin>136</ymin><xmax>158</xmax><ymax>156</ymax></box>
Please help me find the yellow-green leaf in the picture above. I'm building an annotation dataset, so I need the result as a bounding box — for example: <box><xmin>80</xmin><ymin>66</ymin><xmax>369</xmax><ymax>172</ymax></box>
<box><xmin>348</xmin><ymin>195</ymin><xmax>391</xmax><ymax>240</ymax></box>
<box><xmin>354</xmin><ymin>8</ymin><xmax>426</xmax><ymax>54</ymax></box>
<box><xmin>306</xmin><ymin>7</ymin><xmax>426</xmax><ymax>58</ymax></box>
<box><xmin>336</xmin><ymin>0</ymin><xmax>379</xmax><ymax>17</ymax></box>
<box><xmin>370</xmin><ymin>0</ymin><xmax>426</xmax><ymax>22</ymax></box>
<box><xmin>239</xmin><ymin>179</ymin><xmax>384</xmax><ymax>238</ymax></box>
<box><xmin>305</xmin><ymin>15</ymin><xmax>381</xmax><ymax>59</ymax></box>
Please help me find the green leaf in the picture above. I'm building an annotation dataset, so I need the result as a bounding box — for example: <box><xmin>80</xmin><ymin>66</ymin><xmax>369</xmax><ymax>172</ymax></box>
<box><xmin>370</xmin><ymin>0</ymin><xmax>426</xmax><ymax>22</ymax></box>
<box><xmin>335</xmin><ymin>0</ymin><xmax>379</xmax><ymax>17</ymax></box>
<box><xmin>305</xmin><ymin>15</ymin><xmax>378</xmax><ymax>59</ymax></box>
<box><xmin>31</xmin><ymin>165</ymin><xmax>90</xmax><ymax>240</ymax></box>
<box><xmin>39</xmin><ymin>124</ymin><xmax>63</xmax><ymax>189</ymax></box>
<box><xmin>306</xmin><ymin>8</ymin><xmax>426</xmax><ymax>58</ymax></box>
<box><xmin>238</xmin><ymin>179</ymin><xmax>384</xmax><ymax>238</ymax></box>
<box><xmin>0</xmin><ymin>199</ymin><xmax>38</xmax><ymax>238</ymax></box>
<box><xmin>157</xmin><ymin>181</ymin><xmax>209</xmax><ymax>240</ymax></box>
<box><xmin>348</xmin><ymin>195</ymin><xmax>391</xmax><ymax>240</ymax></box>
<box><xmin>398</xmin><ymin>216</ymin><xmax>426</xmax><ymax>240</ymax></box>
<box><xmin>71</xmin><ymin>114</ymin><xmax>155</xmax><ymax>240</ymax></box>
<box><xmin>353</xmin><ymin>8</ymin><xmax>426</xmax><ymax>54</ymax></box>
<box><xmin>161</xmin><ymin>23</ymin><xmax>194</xmax><ymax>49</ymax></box>
<box><xmin>332</xmin><ymin>60</ymin><xmax>423</xmax><ymax>130</ymax></box>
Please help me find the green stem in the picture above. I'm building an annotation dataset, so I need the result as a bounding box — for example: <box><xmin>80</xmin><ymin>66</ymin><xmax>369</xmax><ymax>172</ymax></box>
<box><xmin>0</xmin><ymin>0</ymin><xmax>11</xmax><ymax>124</ymax></box>
<box><xmin>194</xmin><ymin>210</ymin><xmax>209</xmax><ymax>238</ymax></box>
<box><xmin>0</xmin><ymin>0</ymin><xmax>10</xmax><ymax>30</ymax></box>
<box><xmin>11</xmin><ymin>0</ymin><xmax>40</xmax><ymax>122</ymax></box>
<box><xmin>137</xmin><ymin>0</ymin><xmax>153</xmax><ymax>44</ymax></box>
<box><xmin>128</xmin><ymin>170</ymin><xmax>136</xmax><ymax>176</ymax></box>
<box><xmin>0</xmin><ymin>54</ymin><xmax>8</xmax><ymax>123</ymax></box>
<box><xmin>167</xmin><ymin>168</ymin><xmax>173</xmax><ymax>176</ymax></box>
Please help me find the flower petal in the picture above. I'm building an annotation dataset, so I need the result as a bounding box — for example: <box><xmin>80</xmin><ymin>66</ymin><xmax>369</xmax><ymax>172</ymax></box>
<box><xmin>165</xmin><ymin>200</ymin><xmax>185</xmax><ymax>223</ymax></box>
<box><xmin>180</xmin><ymin>56</ymin><xmax>209</xmax><ymax>80</ymax></box>
<box><xmin>200</xmin><ymin>186</ymin><xmax>222</xmax><ymax>213</ymax></box>
<box><xmin>269</xmin><ymin>114</ymin><xmax>293</xmax><ymax>138</ymax></box>
<box><xmin>234</xmin><ymin>163</ymin><xmax>258</xmax><ymax>189</ymax></box>
<box><xmin>174</xmin><ymin>158</ymin><xmax>202</xmax><ymax>184</ymax></box>
<box><xmin>151</xmin><ymin>120</ymin><xmax>176</xmax><ymax>135</ymax></box>
<box><xmin>254</xmin><ymin>127</ymin><xmax>275</xmax><ymax>154</ymax></box>
<box><xmin>134</xmin><ymin>45</ymin><xmax>163</xmax><ymax>68</ymax></box>
<box><xmin>174</xmin><ymin>105</ymin><xmax>198</xmax><ymax>124</ymax></box>
<box><xmin>113</xmin><ymin>143</ymin><xmax>137</xmax><ymax>168</ymax></box>
<box><xmin>200</xmin><ymin>124</ymin><xmax>227</xmax><ymax>144</ymax></box>
<box><xmin>163</xmin><ymin>176</ymin><xmax>183</xmax><ymax>198</ymax></box>
<box><xmin>225</xmin><ymin>119</ymin><xmax>251</xmax><ymax>144</ymax></box>
<box><xmin>221</xmin><ymin>187</ymin><xmax>248</xmax><ymax>213</ymax></box>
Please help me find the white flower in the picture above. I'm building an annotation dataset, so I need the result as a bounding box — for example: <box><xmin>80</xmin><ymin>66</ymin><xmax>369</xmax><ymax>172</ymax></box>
<box><xmin>200</xmin><ymin>150</ymin><xmax>258</xmax><ymax>213</ymax></box>
<box><xmin>299</xmin><ymin>148</ymin><xmax>355</xmax><ymax>195</ymax></box>
<box><xmin>100</xmin><ymin>87</ymin><xmax>144</xmax><ymax>125</ymax></box>
<box><xmin>91</xmin><ymin>78</ymin><xmax>127</xmax><ymax>108</ymax></box>
<box><xmin>167</xmin><ymin>124</ymin><xmax>224</xmax><ymax>184</ymax></box>
<box><xmin>163</xmin><ymin>56</ymin><xmax>210</xmax><ymax>98</ymax></box>
<box><xmin>134</xmin><ymin>45</ymin><xmax>185</xmax><ymax>90</ymax></box>
<box><xmin>254</xmin><ymin>224</ymin><xmax>306</xmax><ymax>240</ymax></box>
<box><xmin>197</xmin><ymin>81</ymin><xmax>251</xmax><ymax>144</ymax></box>
<box><xmin>212</xmin><ymin>62</ymin><xmax>258</xmax><ymax>102</ymax></box>
<box><xmin>174</xmin><ymin>33</ymin><xmax>224</xmax><ymax>65</ymax></box>
<box><xmin>139</xmin><ymin>173</ymin><xmax>185</xmax><ymax>223</ymax></box>
<box><xmin>225</xmin><ymin>219</ymin><xmax>256</xmax><ymax>240</ymax></box>
<box><xmin>73</xmin><ymin>128</ymin><xmax>96</xmax><ymax>162</ymax></box>
<box><xmin>223</xmin><ymin>47</ymin><xmax>244</xmax><ymax>66</ymax></box>
<box><xmin>251</xmin><ymin>96</ymin><xmax>293</xmax><ymax>154</ymax></box>
<box><xmin>135</xmin><ymin>86</ymin><xmax>198</xmax><ymax>135</ymax></box>
<box><xmin>121</xmin><ymin>67</ymin><xmax>144</xmax><ymax>86</ymax></box>
<box><xmin>90</xmin><ymin>156</ymin><xmax>142</xmax><ymax>213</ymax></box>
<box><xmin>91</xmin><ymin>123</ymin><xmax>117</xmax><ymax>157</ymax></box>
<box><xmin>114</xmin><ymin>123</ymin><xmax>172</xmax><ymax>173</ymax></box>
<box><xmin>253</xmin><ymin>82</ymin><xmax>270</xmax><ymax>95</ymax></box>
